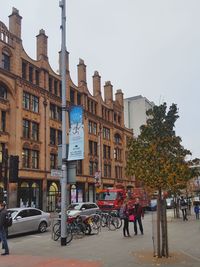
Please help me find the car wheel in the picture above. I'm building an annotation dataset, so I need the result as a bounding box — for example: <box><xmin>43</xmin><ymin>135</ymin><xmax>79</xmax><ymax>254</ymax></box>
<box><xmin>38</xmin><ymin>221</ymin><xmax>47</xmax><ymax>233</ymax></box>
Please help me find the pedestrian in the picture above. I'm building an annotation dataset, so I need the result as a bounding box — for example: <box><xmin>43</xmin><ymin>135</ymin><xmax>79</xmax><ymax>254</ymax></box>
<box><xmin>180</xmin><ymin>196</ymin><xmax>188</xmax><ymax>221</ymax></box>
<box><xmin>0</xmin><ymin>201</ymin><xmax>9</xmax><ymax>255</ymax></box>
<box><xmin>133</xmin><ymin>198</ymin><xmax>144</xmax><ymax>235</ymax></box>
<box><xmin>194</xmin><ymin>203</ymin><xmax>200</xmax><ymax>220</ymax></box>
<box><xmin>120</xmin><ymin>199</ymin><xmax>130</xmax><ymax>237</ymax></box>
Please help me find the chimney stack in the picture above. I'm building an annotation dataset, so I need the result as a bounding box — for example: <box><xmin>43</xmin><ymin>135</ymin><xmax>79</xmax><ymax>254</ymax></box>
<box><xmin>93</xmin><ymin>71</ymin><xmax>101</xmax><ymax>97</ymax></box>
<box><xmin>104</xmin><ymin>81</ymin><xmax>113</xmax><ymax>104</ymax></box>
<box><xmin>77</xmin><ymin>58</ymin><xmax>87</xmax><ymax>86</ymax></box>
<box><xmin>115</xmin><ymin>89</ymin><xmax>124</xmax><ymax>106</ymax></box>
<box><xmin>9</xmin><ymin>7</ymin><xmax>22</xmax><ymax>39</ymax></box>
<box><xmin>36</xmin><ymin>29</ymin><xmax>48</xmax><ymax>61</ymax></box>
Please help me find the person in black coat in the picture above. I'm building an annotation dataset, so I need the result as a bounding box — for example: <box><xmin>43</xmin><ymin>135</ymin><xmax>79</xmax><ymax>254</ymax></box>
<box><xmin>0</xmin><ymin>202</ymin><xmax>9</xmax><ymax>255</ymax></box>
<box><xmin>121</xmin><ymin>199</ymin><xmax>131</xmax><ymax>237</ymax></box>
<box><xmin>133</xmin><ymin>198</ymin><xmax>144</xmax><ymax>235</ymax></box>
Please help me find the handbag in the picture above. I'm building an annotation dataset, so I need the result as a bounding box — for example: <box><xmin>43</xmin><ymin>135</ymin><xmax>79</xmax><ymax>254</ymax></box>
<box><xmin>129</xmin><ymin>214</ymin><xmax>135</xmax><ymax>222</ymax></box>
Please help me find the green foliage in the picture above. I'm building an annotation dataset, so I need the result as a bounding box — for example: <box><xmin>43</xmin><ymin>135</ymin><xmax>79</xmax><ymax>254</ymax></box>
<box><xmin>126</xmin><ymin>103</ymin><xmax>199</xmax><ymax>192</ymax></box>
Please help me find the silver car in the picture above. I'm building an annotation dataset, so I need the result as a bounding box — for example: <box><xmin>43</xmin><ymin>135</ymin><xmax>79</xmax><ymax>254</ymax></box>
<box><xmin>66</xmin><ymin>202</ymin><xmax>99</xmax><ymax>217</ymax></box>
<box><xmin>7</xmin><ymin>207</ymin><xmax>51</xmax><ymax>236</ymax></box>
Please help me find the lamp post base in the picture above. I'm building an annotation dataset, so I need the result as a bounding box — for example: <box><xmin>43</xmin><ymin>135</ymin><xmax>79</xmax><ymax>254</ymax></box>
<box><xmin>61</xmin><ymin>237</ymin><xmax>67</xmax><ymax>246</ymax></box>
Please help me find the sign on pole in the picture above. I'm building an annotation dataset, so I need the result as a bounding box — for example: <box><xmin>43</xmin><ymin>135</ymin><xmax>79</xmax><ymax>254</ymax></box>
<box><xmin>51</xmin><ymin>169</ymin><xmax>62</xmax><ymax>177</ymax></box>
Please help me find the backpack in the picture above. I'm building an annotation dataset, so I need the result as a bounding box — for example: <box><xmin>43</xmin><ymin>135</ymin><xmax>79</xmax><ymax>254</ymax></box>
<box><xmin>4</xmin><ymin>211</ymin><xmax>13</xmax><ymax>228</ymax></box>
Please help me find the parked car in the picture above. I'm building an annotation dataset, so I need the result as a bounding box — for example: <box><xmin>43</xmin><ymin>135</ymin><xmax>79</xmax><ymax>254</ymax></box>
<box><xmin>7</xmin><ymin>207</ymin><xmax>51</xmax><ymax>236</ymax></box>
<box><xmin>149</xmin><ymin>199</ymin><xmax>157</xmax><ymax>211</ymax></box>
<box><xmin>66</xmin><ymin>202</ymin><xmax>99</xmax><ymax>217</ymax></box>
<box><xmin>166</xmin><ymin>198</ymin><xmax>174</xmax><ymax>209</ymax></box>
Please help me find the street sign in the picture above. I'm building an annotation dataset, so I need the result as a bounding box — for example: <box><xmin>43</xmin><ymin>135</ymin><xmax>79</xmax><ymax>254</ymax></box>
<box><xmin>51</xmin><ymin>169</ymin><xmax>62</xmax><ymax>177</ymax></box>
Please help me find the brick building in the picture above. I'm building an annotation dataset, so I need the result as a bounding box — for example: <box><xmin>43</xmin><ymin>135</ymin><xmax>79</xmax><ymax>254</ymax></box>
<box><xmin>0</xmin><ymin>8</ymin><xmax>134</xmax><ymax>211</ymax></box>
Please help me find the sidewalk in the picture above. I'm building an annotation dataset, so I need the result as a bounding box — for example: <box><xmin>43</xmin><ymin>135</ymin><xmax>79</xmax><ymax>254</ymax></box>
<box><xmin>0</xmin><ymin>211</ymin><xmax>199</xmax><ymax>267</ymax></box>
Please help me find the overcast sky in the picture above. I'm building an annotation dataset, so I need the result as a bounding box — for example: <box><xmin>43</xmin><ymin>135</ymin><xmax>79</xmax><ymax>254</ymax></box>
<box><xmin>1</xmin><ymin>0</ymin><xmax>200</xmax><ymax>159</ymax></box>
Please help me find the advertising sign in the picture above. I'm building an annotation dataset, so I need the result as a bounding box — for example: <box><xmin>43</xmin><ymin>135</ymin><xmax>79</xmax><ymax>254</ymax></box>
<box><xmin>68</xmin><ymin>106</ymin><xmax>84</xmax><ymax>161</ymax></box>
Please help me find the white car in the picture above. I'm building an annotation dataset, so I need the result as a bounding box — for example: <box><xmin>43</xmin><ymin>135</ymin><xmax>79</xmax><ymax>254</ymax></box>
<box><xmin>7</xmin><ymin>207</ymin><xmax>51</xmax><ymax>236</ymax></box>
<box><xmin>66</xmin><ymin>202</ymin><xmax>99</xmax><ymax>217</ymax></box>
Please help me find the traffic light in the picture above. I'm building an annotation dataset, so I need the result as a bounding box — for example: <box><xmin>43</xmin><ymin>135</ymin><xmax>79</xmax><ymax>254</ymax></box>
<box><xmin>9</xmin><ymin>155</ymin><xmax>19</xmax><ymax>183</ymax></box>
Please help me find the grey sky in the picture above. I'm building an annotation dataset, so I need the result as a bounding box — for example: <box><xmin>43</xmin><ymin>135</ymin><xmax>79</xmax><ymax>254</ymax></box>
<box><xmin>1</xmin><ymin>0</ymin><xmax>199</xmax><ymax>159</ymax></box>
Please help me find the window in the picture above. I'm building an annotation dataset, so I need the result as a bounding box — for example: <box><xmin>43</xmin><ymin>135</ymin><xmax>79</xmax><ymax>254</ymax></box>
<box><xmin>22</xmin><ymin>148</ymin><xmax>30</xmax><ymax>168</ymax></box>
<box><xmin>114</xmin><ymin>148</ymin><xmax>122</xmax><ymax>161</ymax></box>
<box><xmin>89</xmin><ymin>141</ymin><xmax>98</xmax><ymax>156</ymax></box>
<box><xmin>104</xmin><ymin>164</ymin><xmax>111</xmax><ymax>177</ymax></box>
<box><xmin>2</xmin><ymin>51</ymin><xmax>10</xmax><ymax>71</ymax></box>
<box><xmin>115</xmin><ymin>166</ymin><xmax>123</xmax><ymax>179</ymax></box>
<box><xmin>89</xmin><ymin>161</ymin><xmax>98</xmax><ymax>176</ymax></box>
<box><xmin>50</xmin><ymin>103</ymin><xmax>56</xmax><ymax>119</ymax></box>
<box><xmin>76</xmin><ymin>160</ymin><xmax>82</xmax><ymax>175</ymax></box>
<box><xmin>58</xmin><ymin>130</ymin><xmax>62</xmax><ymax>145</ymax></box>
<box><xmin>35</xmin><ymin>70</ymin><xmax>39</xmax><ymax>85</ymax></box>
<box><xmin>50</xmin><ymin>153</ymin><xmax>57</xmax><ymax>169</ymax></box>
<box><xmin>57</xmin><ymin>107</ymin><xmax>62</xmax><ymax>121</ymax></box>
<box><xmin>88</xmin><ymin>121</ymin><xmax>97</xmax><ymax>135</ymax></box>
<box><xmin>70</xmin><ymin>88</ymin><xmax>75</xmax><ymax>104</ymax></box>
<box><xmin>32</xmin><ymin>122</ymin><xmax>39</xmax><ymax>141</ymax></box>
<box><xmin>23</xmin><ymin>119</ymin><xmax>30</xmax><ymax>139</ymax></box>
<box><xmin>1</xmin><ymin>111</ymin><xmax>6</xmax><ymax>132</ymax></box>
<box><xmin>29</xmin><ymin>209</ymin><xmax>41</xmax><ymax>216</ymax></box>
<box><xmin>49</xmin><ymin>77</ymin><xmax>52</xmax><ymax>93</ymax></box>
<box><xmin>103</xmin><ymin>145</ymin><xmax>111</xmax><ymax>159</ymax></box>
<box><xmin>50</xmin><ymin>128</ymin><xmax>56</xmax><ymax>145</ymax></box>
<box><xmin>29</xmin><ymin>66</ymin><xmax>33</xmax><ymax>82</ymax></box>
<box><xmin>114</xmin><ymin>133</ymin><xmax>121</xmax><ymax>144</ymax></box>
<box><xmin>22</xmin><ymin>62</ymin><xmax>27</xmax><ymax>79</ymax></box>
<box><xmin>32</xmin><ymin>150</ymin><xmax>39</xmax><ymax>169</ymax></box>
<box><xmin>103</xmin><ymin>127</ymin><xmax>110</xmax><ymax>140</ymax></box>
<box><xmin>0</xmin><ymin>84</ymin><xmax>7</xmax><ymax>99</ymax></box>
<box><xmin>32</xmin><ymin>95</ymin><xmax>39</xmax><ymax>113</ymax></box>
<box><xmin>89</xmin><ymin>140</ymin><xmax>93</xmax><ymax>155</ymax></box>
<box><xmin>89</xmin><ymin>161</ymin><xmax>93</xmax><ymax>176</ymax></box>
<box><xmin>94</xmin><ymin>142</ymin><xmax>97</xmax><ymax>156</ymax></box>
<box><xmin>23</xmin><ymin>92</ymin><xmax>30</xmax><ymax>110</ymax></box>
<box><xmin>54</xmin><ymin>80</ymin><xmax>58</xmax><ymax>95</ymax></box>
<box><xmin>77</xmin><ymin>93</ymin><xmax>81</xmax><ymax>105</ymax></box>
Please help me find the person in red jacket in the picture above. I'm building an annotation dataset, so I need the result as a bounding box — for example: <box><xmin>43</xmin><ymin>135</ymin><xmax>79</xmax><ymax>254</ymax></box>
<box><xmin>133</xmin><ymin>198</ymin><xmax>144</xmax><ymax>235</ymax></box>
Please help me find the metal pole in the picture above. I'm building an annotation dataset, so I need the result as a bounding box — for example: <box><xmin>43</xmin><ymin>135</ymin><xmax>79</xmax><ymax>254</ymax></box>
<box><xmin>59</xmin><ymin>0</ymin><xmax>67</xmax><ymax>246</ymax></box>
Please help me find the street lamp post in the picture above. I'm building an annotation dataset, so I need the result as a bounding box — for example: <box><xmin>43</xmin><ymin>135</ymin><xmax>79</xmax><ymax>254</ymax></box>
<box><xmin>59</xmin><ymin>0</ymin><xmax>68</xmax><ymax>246</ymax></box>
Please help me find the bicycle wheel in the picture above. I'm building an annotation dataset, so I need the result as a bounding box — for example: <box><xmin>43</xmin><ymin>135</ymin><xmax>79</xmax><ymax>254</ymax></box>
<box><xmin>53</xmin><ymin>221</ymin><xmax>60</xmax><ymax>234</ymax></box>
<box><xmin>66</xmin><ymin>227</ymin><xmax>73</xmax><ymax>244</ymax></box>
<box><xmin>108</xmin><ymin>216</ymin><xmax>118</xmax><ymax>231</ymax></box>
<box><xmin>114</xmin><ymin>217</ymin><xmax>123</xmax><ymax>229</ymax></box>
<box><xmin>101</xmin><ymin>214</ymin><xmax>107</xmax><ymax>227</ymax></box>
<box><xmin>53</xmin><ymin>229</ymin><xmax>61</xmax><ymax>241</ymax></box>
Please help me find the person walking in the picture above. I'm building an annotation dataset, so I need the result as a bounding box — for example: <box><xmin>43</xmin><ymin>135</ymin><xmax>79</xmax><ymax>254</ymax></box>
<box><xmin>194</xmin><ymin>203</ymin><xmax>200</xmax><ymax>220</ymax></box>
<box><xmin>0</xmin><ymin>201</ymin><xmax>9</xmax><ymax>255</ymax></box>
<box><xmin>133</xmin><ymin>198</ymin><xmax>144</xmax><ymax>235</ymax></box>
<box><xmin>180</xmin><ymin>196</ymin><xmax>188</xmax><ymax>221</ymax></box>
<box><xmin>120</xmin><ymin>199</ymin><xmax>130</xmax><ymax>237</ymax></box>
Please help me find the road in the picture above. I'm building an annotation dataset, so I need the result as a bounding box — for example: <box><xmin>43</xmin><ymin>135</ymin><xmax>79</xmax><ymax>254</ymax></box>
<box><xmin>0</xmin><ymin>211</ymin><xmax>200</xmax><ymax>267</ymax></box>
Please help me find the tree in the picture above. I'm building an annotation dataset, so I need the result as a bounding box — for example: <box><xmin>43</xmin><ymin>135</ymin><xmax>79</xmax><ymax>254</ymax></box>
<box><xmin>126</xmin><ymin>103</ymin><xmax>199</xmax><ymax>258</ymax></box>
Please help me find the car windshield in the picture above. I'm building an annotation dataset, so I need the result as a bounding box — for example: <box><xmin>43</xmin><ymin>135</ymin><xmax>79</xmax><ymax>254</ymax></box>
<box><xmin>99</xmin><ymin>192</ymin><xmax>117</xmax><ymax>201</ymax></box>
<box><xmin>67</xmin><ymin>204</ymin><xmax>81</xmax><ymax>210</ymax></box>
<box><xmin>8</xmin><ymin>210</ymin><xmax>19</xmax><ymax>218</ymax></box>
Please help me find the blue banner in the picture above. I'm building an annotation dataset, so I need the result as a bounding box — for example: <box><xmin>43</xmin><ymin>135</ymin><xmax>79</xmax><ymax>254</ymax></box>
<box><xmin>68</xmin><ymin>106</ymin><xmax>84</xmax><ymax>161</ymax></box>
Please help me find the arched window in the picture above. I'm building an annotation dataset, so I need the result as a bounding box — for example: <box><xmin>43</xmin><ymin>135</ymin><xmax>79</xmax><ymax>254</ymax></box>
<box><xmin>0</xmin><ymin>83</ymin><xmax>7</xmax><ymax>99</ymax></box>
<box><xmin>20</xmin><ymin>182</ymin><xmax>29</xmax><ymax>188</ymax></box>
<box><xmin>114</xmin><ymin>133</ymin><xmax>121</xmax><ymax>144</ymax></box>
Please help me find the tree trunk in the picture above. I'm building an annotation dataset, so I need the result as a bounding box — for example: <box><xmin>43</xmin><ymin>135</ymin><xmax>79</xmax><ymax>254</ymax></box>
<box><xmin>157</xmin><ymin>188</ymin><xmax>161</xmax><ymax>258</ymax></box>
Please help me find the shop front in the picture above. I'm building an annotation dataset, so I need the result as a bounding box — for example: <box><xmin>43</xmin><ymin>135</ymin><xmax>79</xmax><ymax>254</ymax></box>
<box><xmin>46</xmin><ymin>181</ymin><xmax>60</xmax><ymax>212</ymax></box>
<box><xmin>18</xmin><ymin>179</ymin><xmax>42</xmax><ymax>209</ymax></box>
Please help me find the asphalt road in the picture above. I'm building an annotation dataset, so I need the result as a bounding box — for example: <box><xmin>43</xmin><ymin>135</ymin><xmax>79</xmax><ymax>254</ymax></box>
<box><xmin>1</xmin><ymin>210</ymin><xmax>200</xmax><ymax>267</ymax></box>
